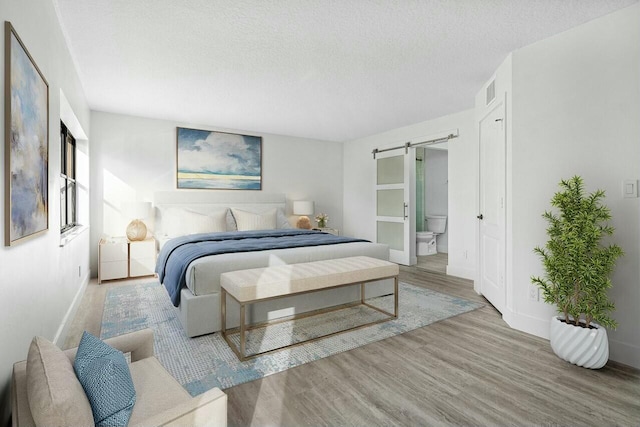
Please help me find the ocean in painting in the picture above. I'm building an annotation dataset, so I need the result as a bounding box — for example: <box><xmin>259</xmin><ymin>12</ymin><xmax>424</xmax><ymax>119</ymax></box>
<box><xmin>178</xmin><ymin>177</ymin><xmax>261</xmax><ymax>190</ymax></box>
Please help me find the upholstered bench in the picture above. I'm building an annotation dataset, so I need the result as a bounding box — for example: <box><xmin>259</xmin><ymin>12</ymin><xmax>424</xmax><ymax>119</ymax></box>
<box><xmin>220</xmin><ymin>256</ymin><xmax>399</xmax><ymax>360</ymax></box>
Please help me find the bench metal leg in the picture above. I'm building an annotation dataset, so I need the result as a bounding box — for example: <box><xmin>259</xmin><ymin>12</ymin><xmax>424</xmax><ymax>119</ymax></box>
<box><xmin>361</xmin><ymin>276</ymin><xmax>399</xmax><ymax>319</ymax></box>
<box><xmin>221</xmin><ymin>288</ymin><xmax>227</xmax><ymax>334</ymax></box>
<box><xmin>221</xmin><ymin>291</ymin><xmax>247</xmax><ymax>362</ymax></box>
<box><xmin>394</xmin><ymin>276</ymin><xmax>399</xmax><ymax>318</ymax></box>
<box><xmin>222</xmin><ymin>274</ymin><xmax>399</xmax><ymax>361</ymax></box>
<box><xmin>240</xmin><ymin>304</ymin><xmax>246</xmax><ymax>361</ymax></box>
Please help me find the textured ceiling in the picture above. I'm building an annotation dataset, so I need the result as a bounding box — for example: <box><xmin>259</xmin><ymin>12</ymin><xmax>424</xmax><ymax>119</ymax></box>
<box><xmin>53</xmin><ymin>0</ymin><xmax>637</xmax><ymax>142</ymax></box>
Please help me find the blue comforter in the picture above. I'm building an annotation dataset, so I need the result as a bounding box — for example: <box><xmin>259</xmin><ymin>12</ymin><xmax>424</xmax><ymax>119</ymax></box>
<box><xmin>156</xmin><ymin>229</ymin><xmax>369</xmax><ymax>306</ymax></box>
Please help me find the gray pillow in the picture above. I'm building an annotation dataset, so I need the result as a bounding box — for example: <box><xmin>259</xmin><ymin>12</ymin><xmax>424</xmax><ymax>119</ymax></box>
<box><xmin>26</xmin><ymin>336</ymin><xmax>94</xmax><ymax>426</ymax></box>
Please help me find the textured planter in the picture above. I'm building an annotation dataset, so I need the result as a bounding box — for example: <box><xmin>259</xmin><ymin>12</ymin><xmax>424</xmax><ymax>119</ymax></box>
<box><xmin>549</xmin><ymin>316</ymin><xmax>609</xmax><ymax>369</ymax></box>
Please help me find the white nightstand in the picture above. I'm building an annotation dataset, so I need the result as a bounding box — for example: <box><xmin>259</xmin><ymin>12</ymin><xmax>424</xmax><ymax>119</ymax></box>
<box><xmin>99</xmin><ymin>237</ymin><xmax>129</xmax><ymax>283</ymax></box>
<box><xmin>129</xmin><ymin>238</ymin><xmax>156</xmax><ymax>278</ymax></box>
<box><xmin>99</xmin><ymin>236</ymin><xmax>157</xmax><ymax>283</ymax></box>
<box><xmin>313</xmin><ymin>227</ymin><xmax>340</xmax><ymax>236</ymax></box>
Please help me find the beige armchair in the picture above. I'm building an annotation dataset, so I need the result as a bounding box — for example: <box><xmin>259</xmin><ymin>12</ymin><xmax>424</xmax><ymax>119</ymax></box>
<box><xmin>12</xmin><ymin>329</ymin><xmax>227</xmax><ymax>427</ymax></box>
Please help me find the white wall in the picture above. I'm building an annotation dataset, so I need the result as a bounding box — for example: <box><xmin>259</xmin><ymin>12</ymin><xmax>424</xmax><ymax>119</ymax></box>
<box><xmin>0</xmin><ymin>0</ymin><xmax>91</xmax><ymax>423</ymax></box>
<box><xmin>89</xmin><ymin>111</ymin><xmax>343</xmax><ymax>275</ymax></box>
<box><xmin>424</xmin><ymin>148</ymin><xmax>449</xmax><ymax>253</ymax></box>
<box><xmin>343</xmin><ymin>109</ymin><xmax>476</xmax><ymax>279</ymax></box>
<box><xmin>490</xmin><ymin>3</ymin><xmax>639</xmax><ymax>368</ymax></box>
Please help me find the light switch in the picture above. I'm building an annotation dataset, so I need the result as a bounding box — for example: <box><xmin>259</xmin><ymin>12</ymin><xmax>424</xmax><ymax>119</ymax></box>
<box><xmin>623</xmin><ymin>180</ymin><xmax>638</xmax><ymax>198</ymax></box>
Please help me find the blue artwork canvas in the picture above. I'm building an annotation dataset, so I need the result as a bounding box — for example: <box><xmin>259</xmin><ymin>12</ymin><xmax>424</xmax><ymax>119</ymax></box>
<box><xmin>177</xmin><ymin>127</ymin><xmax>262</xmax><ymax>190</ymax></box>
<box><xmin>5</xmin><ymin>23</ymin><xmax>49</xmax><ymax>246</ymax></box>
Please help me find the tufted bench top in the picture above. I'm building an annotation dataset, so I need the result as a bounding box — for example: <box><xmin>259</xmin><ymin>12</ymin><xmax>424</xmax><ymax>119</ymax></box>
<box><xmin>220</xmin><ymin>256</ymin><xmax>399</xmax><ymax>303</ymax></box>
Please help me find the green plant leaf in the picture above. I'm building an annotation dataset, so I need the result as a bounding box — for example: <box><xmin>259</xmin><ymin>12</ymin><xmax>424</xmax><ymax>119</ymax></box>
<box><xmin>531</xmin><ymin>176</ymin><xmax>624</xmax><ymax>329</ymax></box>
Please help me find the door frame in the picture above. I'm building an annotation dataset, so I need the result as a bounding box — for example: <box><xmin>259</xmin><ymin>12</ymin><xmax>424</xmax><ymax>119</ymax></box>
<box><xmin>476</xmin><ymin>100</ymin><xmax>507</xmax><ymax>312</ymax></box>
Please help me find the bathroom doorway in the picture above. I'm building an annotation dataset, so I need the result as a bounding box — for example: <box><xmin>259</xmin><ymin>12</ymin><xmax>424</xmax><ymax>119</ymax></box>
<box><xmin>415</xmin><ymin>146</ymin><xmax>449</xmax><ymax>274</ymax></box>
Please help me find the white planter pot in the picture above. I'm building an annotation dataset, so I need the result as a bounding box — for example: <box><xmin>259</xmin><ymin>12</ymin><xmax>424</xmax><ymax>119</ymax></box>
<box><xmin>549</xmin><ymin>316</ymin><xmax>609</xmax><ymax>369</ymax></box>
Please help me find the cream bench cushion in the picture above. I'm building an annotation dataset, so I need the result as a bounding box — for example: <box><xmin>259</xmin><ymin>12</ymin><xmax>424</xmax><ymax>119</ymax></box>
<box><xmin>220</xmin><ymin>256</ymin><xmax>399</xmax><ymax>302</ymax></box>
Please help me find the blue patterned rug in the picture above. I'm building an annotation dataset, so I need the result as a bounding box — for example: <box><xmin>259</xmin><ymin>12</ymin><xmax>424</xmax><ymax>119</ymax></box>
<box><xmin>101</xmin><ymin>281</ymin><xmax>482</xmax><ymax>396</ymax></box>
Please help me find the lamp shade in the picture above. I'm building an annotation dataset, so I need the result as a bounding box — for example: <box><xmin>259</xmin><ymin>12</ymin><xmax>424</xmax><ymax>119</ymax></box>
<box><xmin>121</xmin><ymin>201</ymin><xmax>152</xmax><ymax>220</ymax></box>
<box><xmin>293</xmin><ymin>201</ymin><xmax>314</xmax><ymax>216</ymax></box>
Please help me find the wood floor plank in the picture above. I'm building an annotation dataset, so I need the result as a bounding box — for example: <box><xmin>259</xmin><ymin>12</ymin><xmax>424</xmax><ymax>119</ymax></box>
<box><xmin>225</xmin><ymin>268</ymin><xmax>640</xmax><ymax>426</ymax></box>
<box><xmin>416</xmin><ymin>253</ymin><xmax>448</xmax><ymax>274</ymax></box>
<box><xmin>67</xmin><ymin>267</ymin><xmax>640</xmax><ymax>426</ymax></box>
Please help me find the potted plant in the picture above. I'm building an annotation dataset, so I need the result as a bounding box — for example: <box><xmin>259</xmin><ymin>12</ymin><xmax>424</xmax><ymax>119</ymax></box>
<box><xmin>531</xmin><ymin>176</ymin><xmax>623</xmax><ymax>369</ymax></box>
<box><xmin>315</xmin><ymin>213</ymin><xmax>329</xmax><ymax>228</ymax></box>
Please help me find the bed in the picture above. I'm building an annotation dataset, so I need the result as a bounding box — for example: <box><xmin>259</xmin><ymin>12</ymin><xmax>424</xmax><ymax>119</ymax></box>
<box><xmin>153</xmin><ymin>191</ymin><xmax>392</xmax><ymax>337</ymax></box>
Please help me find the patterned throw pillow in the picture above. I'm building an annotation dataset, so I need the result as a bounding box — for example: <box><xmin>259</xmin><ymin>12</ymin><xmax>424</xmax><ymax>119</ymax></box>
<box><xmin>73</xmin><ymin>332</ymin><xmax>136</xmax><ymax>427</ymax></box>
<box><xmin>231</xmin><ymin>208</ymin><xmax>277</xmax><ymax>230</ymax></box>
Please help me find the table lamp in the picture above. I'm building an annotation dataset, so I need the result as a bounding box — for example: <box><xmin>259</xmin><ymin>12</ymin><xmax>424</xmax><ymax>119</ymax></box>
<box><xmin>293</xmin><ymin>201</ymin><xmax>314</xmax><ymax>229</ymax></box>
<box><xmin>122</xmin><ymin>201</ymin><xmax>152</xmax><ymax>241</ymax></box>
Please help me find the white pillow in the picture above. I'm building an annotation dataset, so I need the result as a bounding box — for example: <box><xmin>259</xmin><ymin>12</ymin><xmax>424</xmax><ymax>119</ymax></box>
<box><xmin>162</xmin><ymin>208</ymin><xmax>227</xmax><ymax>236</ymax></box>
<box><xmin>276</xmin><ymin>208</ymin><xmax>293</xmax><ymax>229</ymax></box>
<box><xmin>228</xmin><ymin>208</ymin><xmax>291</xmax><ymax>230</ymax></box>
<box><xmin>231</xmin><ymin>208</ymin><xmax>277</xmax><ymax>231</ymax></box>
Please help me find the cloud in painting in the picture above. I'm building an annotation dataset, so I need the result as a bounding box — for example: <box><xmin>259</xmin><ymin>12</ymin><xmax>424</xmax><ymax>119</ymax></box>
<box><xmin>9</xmin><ymin>31</ymin><xmax>48</xmax><ymax>241</ymax></box>
<box><xmin>178</xmin><ymin>129</ymin><xmax>261</xmax><ymax>176</ymax></box>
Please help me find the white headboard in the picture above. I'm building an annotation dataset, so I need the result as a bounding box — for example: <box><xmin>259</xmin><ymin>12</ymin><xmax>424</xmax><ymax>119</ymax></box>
<box><xmin>154</xmin><ymin>191</ymin><xmax>286</xmax><ymax>209</ymax></box>
<box><xmin>153</xmin><ymin>191</ymin><xmax>287</xmax><ymax>236</ymax></box>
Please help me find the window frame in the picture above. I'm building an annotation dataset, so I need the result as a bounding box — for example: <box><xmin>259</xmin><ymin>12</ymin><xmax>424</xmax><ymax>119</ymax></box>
<box><xmin>60</xmin><ymin>121</ymin><xmax>77</xmax><ymax>234</ymax></box>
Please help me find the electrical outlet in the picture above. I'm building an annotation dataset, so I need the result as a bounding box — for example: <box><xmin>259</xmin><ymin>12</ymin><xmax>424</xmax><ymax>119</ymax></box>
<box><xmin>78</xmin><ymin>265</ymin><xmax>81</xmax><ymax>277</ymax></box>
<box><xmin>463</xmin><ymin>250</ymin><xmax>468</xmax><ymax>260</ymax></box>
<box><xmin>528</xmin><ymin>286</ymin><xmax>538</xmax><ymax>301</ymax></box>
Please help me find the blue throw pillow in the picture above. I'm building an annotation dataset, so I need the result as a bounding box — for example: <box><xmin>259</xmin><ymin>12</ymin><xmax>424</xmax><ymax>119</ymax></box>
<box><xmin>74</xmin><ymin>332</ymin><xmax>136</xmax><ymax>427</ymax></box>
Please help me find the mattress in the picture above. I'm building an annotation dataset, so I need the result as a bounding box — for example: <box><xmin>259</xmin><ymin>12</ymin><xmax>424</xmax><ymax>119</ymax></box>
<box><xmin>184</xmin><ymin>241</ymin><xmax>390</xmax><ymax>296</ymax></box>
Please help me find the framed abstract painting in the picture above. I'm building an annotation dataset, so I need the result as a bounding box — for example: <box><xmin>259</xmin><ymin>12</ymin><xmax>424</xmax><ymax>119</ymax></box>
<box><xmin>176</xmin><ymin>127</ymin><xmax>262</xmax><ymax>190</ymax></box>
<box><xmin>4</xmin><ymin>22</ymin><xmax>49</xmax><ymax>246</ymax></box>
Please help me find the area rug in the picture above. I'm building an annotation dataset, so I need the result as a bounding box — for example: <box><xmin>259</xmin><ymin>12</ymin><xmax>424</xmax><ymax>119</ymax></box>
<box><xmin>101</xmin><ymin>281</ymin><xmax>482</xmax><ymax>396</ymax></box>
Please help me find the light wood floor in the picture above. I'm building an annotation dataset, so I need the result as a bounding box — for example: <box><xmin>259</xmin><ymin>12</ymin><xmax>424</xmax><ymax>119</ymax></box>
<box><xmin>417</xmin><ymin>253</ymin><xmax>448</xmax><ymax>274</ymax></box>
<box><xmin>66</xmin><ymin>268</ymin><xmax>640</xmax><ymax>426</ymax></box>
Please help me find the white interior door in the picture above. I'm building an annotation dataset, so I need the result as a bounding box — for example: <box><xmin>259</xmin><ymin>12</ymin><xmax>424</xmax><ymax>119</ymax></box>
<box><xmin>478</xmin><ymin>104</ymin><xmax>506</xmax><ymax>313</ymax></box>
<box><xmin>375</xmin><ymin>149</ymin><xmax>414</xmax><ymax>265</ymax></box>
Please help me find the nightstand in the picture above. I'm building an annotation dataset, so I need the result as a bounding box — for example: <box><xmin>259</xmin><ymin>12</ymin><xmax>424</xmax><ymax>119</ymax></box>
<box><xmin>129</xmin><ymin>237</ymin><xmax>156</xmax><ymax>278</ymax></box>
<box><xmin>99</xmin><ymin>237</ymin><xmax>129</xmax><ymax>283</ymax></box>
<box><xmin>99</xmin><ymin>236</ymin><xmax>157</xmax><ymax>283</ymax></box>
<box><xmin>313</xmin><ymin>227</ymin><xmax>340</xmax><ymax>236</ymax></box>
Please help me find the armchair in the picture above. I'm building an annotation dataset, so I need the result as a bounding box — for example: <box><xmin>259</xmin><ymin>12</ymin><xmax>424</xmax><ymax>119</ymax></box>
<box><xmin>11</xmin><ymin>329</ymin><xmax>226</xmax><ymax>427</ymax></box>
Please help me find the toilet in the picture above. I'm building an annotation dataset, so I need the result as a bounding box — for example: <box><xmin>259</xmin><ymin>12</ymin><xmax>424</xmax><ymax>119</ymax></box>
<box><xmin>416</xmin><ymin>215</ymin><xmax>447</xmax><ymax>256</ymax></box>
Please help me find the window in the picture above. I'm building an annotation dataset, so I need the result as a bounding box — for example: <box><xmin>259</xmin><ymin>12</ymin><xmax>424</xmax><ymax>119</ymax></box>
<box><xmin>60</xmin><ymin>121</ymin><xmax>77</xmax><ymax>233</ymax></box>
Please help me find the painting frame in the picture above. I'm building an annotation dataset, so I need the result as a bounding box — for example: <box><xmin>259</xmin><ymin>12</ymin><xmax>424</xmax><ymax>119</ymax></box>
<box><xmin>176</xmin><ymin>127</ymin><xmax>262</xmax><ymax>190</ymax></box>
<box><xmin>5</xmin><ymin>22</ymin><xmax>49</xmax><ymax>246</ymax></box>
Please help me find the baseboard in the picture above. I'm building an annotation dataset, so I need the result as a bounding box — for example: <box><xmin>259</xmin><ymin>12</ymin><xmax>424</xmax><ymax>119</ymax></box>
<box><xmin>502</xmin><ymin>309</ymin><xmax>550</xmax><ymax>340</ymax></box>
<box><xmin>499</xmin><ymin>310</ymin><xmax>639</xmax><ymax>368</ymax></box>
<box><xmin>445</xmin><ymin>265</ymin><xmax>475</xmax><ymax>280</ymax></box>
<box><xmin>54</xmin><ymin>271</ymin><xmax>90</xmax><ymax>346</ymax></box>
<box><xmin>609</xmin><ymin>338</ymin><xmax>640</xmax><ymax>369</ymax></box>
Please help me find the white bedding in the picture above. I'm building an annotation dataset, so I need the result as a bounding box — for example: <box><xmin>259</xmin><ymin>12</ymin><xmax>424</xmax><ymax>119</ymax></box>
<box><xmin>184</xmin><ymin>241</ymin><xmax>390</xmax><ymax>296</ymax></box>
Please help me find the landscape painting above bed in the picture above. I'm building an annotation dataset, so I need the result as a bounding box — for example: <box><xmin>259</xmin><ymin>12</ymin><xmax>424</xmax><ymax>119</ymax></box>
<box><xmin>176</xmin><ymin>127</ymin><xmax>262</xmax><ymax>190</ymax></box>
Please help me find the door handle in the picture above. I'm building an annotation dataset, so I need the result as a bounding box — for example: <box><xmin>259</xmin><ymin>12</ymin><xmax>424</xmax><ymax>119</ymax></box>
<box><xmin>477</xmin><ymin>214</ymin><xmax>484</xmax><ymax>220</ymax></box>
<box><xmin>404</xmin><ymin>203</ymin><xmax>408</xmax><ymax>219</ymax></box>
